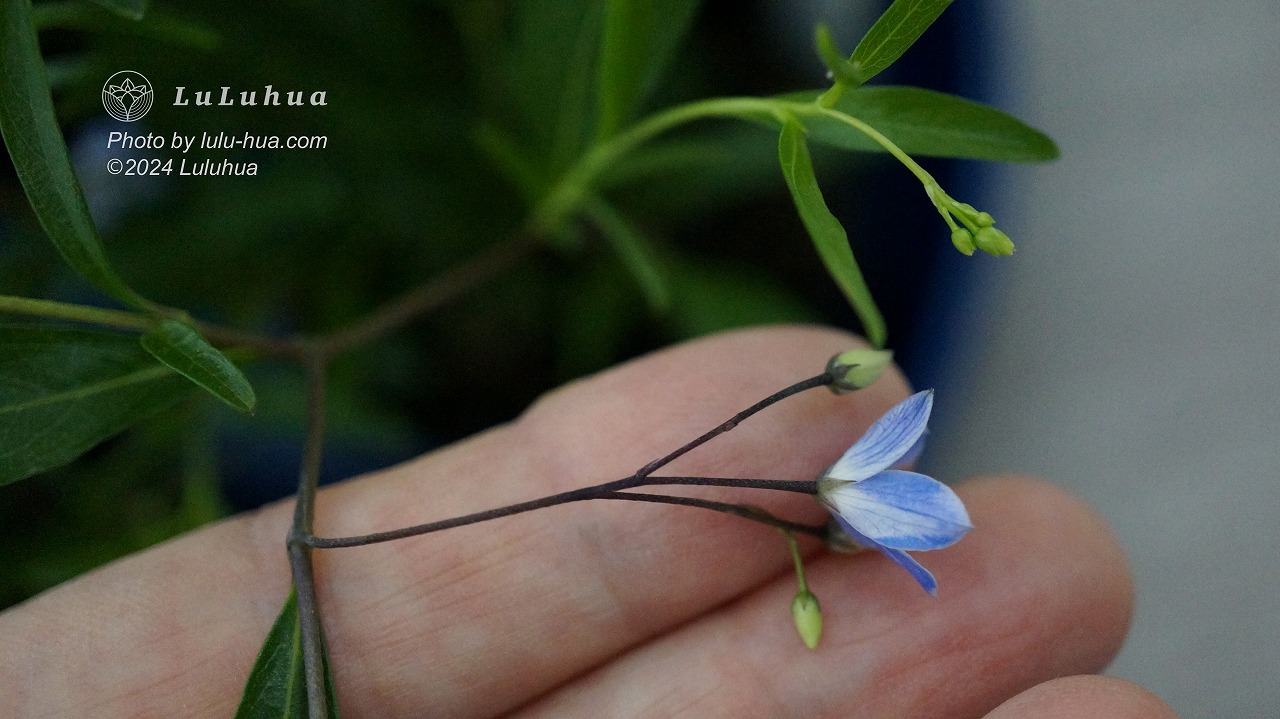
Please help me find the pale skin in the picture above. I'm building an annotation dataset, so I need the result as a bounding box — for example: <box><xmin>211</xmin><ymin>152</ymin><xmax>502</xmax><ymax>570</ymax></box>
<box><xmin>0</xmin><ymin>326</ymin><xmax>1178</xmax><ymax>718</ymax></box>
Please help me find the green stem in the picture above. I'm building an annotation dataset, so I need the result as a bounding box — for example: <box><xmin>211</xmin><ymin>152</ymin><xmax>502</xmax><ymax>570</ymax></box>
<box><xmin>816</xmin><ymin>80</ymin><xmax>849</xmax><ymax>109</ymax></box>
<box><xmin>533</xmin><ymin>96</ymin><xmax>785</xmax><ymax>232</ymax></box>
<box><xmin>802</xmin><ymin>105</ymin><xmax>938</xmax><ymax>187</ymax></box>
<box><xmin>785</xmin><ymin>530</ymin><xmax>809</xmax><ymax>593</ymax></box>
<box><xmin>532</xmin><ymin>95</ymin><xmax>940</xmax><ymax>238</ymax></box>
<box><xmin>0</xmin><ymin>294</ymin><xmax>156</xmax><ymax>331</ymax></box>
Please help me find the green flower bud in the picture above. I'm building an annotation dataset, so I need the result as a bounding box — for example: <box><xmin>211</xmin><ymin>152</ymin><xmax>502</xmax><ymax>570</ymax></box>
<box><xmin>974</xmin><ymin>226</ymin><xmax>1015</xmax><ymax>256</ymax></box>
<box><xmin>826</xmin><ymin>348</ymin><xmax>894</xmax><ymax>394</ymax></box>
<box><xmin>950</xmin><ymin>228</ymin><xmax>976</xmax><ymax>255</ymax></box>
<box><xmin>791</xmin><ymin>590</ymin><xmax>823</xmax><ymax>650</ymax></box>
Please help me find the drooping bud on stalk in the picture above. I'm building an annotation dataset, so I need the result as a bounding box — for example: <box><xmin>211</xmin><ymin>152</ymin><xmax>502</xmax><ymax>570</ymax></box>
<box><xmin>783</xmin><ymin>530</ymin><xmax>824</xmax><ymax>649</ymax></box>
<box><xmin>791</xmin><ymin>590</ymin><xmax>824</xmax><ymax>650</ymax></box>
<box><xmin>826</xmin><ymin>348</ymin><xmax>894</xmax><ymax>394</ymax></box>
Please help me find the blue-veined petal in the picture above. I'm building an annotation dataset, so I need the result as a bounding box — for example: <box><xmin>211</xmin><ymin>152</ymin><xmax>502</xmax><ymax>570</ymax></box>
<box><xmin>876</xmin><ymin>545</ymin><xmax>938</xmax><ymax>596</ymax></box>
<box><xmin>834</xmin><ymin>515</ymin><xmax>939</xmax><ymax>596</ymax></box>
<box><xmin>824</xmin><ymin>470</ymin><xmax>971</xmax><ymax>550</ymax></box>
<box><xmin>824</xmin><ymin>390</ymin><xmax>934</xmax><ymax>483</ymax></box>
<box><xmin>891</xmin><ymin>433</ymin><xmax>927</xmax><ymax>469</ymax></box>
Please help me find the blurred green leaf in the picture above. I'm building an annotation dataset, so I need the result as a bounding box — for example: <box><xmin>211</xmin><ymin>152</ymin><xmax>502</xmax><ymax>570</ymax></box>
<box><xmin>0</xmin><ymin>326</ymin><xmax>192</xmax><ymax>486</ymax></box>
<box><xmin>850</xmin><ymin>0</ymin><xmax>952</xmax><ymax>84</ymax></box>
<box><xmin>508</xmin><ymin>0</ymin><xmax>605</xmax><ymax>171</ymax></box>
<box><xmin>584</xmin><ymin>200</ymin><xmax>670</xmax><ymax>314</ymax></box>
<box><xmin>555</xmin><ymin>257</ymin><xmax>637</xmax><ymax>379</ymax></box>
<box><xmin>599</xmin><ymin>126</ymin><xmax>785</xmax><ymax>219</ymax></box>
<box><xmin>777</xmin><ymin>118</ymin><xmax>885</xmax><ymax>347</ymax></box>
<box><xmin>474</xmin><ymin>121</ymin><xmax>546</xmax><ymax>202</ymax></box>
<box><xmin>130</xmin><ymin>11</ymin><xmax>220</xmax><ymax>49</ymax></box>
<box><xmin>42</xmin><ymin>55</ymin><xmax>92</xmax><ymax>90</ymax></box>
<box><xmin>0</xmin><ymin>0</ymin><xmax>151</xmax><ymax>307</ymax></box>
<box><xmin>788</xmin><ymin>86</ymin><xmax>1058</xmax><ymax>162</ymax></box>
<box><xmin>33</xmin><ymin>3</ymin><xmax>219</xmax><ymax>49</ymax></box>
<box><xmin>666</xmin><ymin>252</ymin><xmax>818</xmax><ymax>338</ymax></box>
<box><xmin>141</xmin><ymin>320</ymin><xmax>256</xmax><ymax>414</ymax></box>
<box><xmin>87</xmin><ymin>0</ymin><xmax>147</xmax><ymax>21</ymax></box>
<box><xmin>235</xmin><ymin>589</ymin><xmax>339</xmax><ymax>719</ymax></box>
<box><xmin>0</xmin><ymin>408</ymin><xmax>224</xmax><ymax>607</ymax></box>
<box><xmin>594</xmin><ymin>0</ymin><xmax>700</xmax><ymax>140</ymax></box>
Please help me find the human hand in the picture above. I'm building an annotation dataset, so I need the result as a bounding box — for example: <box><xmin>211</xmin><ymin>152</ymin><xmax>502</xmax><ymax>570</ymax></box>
<box><xmin>0</xmin><ymin>326</ymin><xmax>1176</xmax><ymax>718</ymax></box>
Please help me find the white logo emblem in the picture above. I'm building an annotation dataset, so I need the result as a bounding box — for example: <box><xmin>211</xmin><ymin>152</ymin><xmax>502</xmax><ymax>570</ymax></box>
<box><xmin>102</xmin><ymin>71</ymin><xmax>154</xmax><ymax>122</ymax></box>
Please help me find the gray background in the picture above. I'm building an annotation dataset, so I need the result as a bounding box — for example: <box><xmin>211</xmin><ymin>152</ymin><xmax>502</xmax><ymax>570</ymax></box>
<box><xmin>924</xmin><ymin>2</ymin><xmax>1280</xmax><ymax>716</ymax></box>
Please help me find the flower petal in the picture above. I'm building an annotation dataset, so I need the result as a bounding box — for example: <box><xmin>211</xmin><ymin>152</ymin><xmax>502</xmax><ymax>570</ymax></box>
<box><xmin>833</xmin><ymin>515</ymin><xmax>938</xmax><ymax>596</ymax></box>
<box><xmin>824</xmin><ymin>390</ymin><xmax>934</xmax><ymax>482</ymax></box>
<box><xmin>892</xmin><ymin>433</ymin><xmax>926</xmax><ymax>469</ymax></box>
<box><xmin>823</xmin><ymin>470</ymin><xmax>972</xmax><ymax>550</ymax></box>
<box><xmin>876</xmin><ymin>545</ymin><xmax>938</xmax><ymax>596</ymax></box>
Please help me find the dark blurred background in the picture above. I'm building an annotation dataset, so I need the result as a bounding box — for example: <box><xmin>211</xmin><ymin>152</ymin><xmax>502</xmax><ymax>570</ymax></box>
<box><xmin>0</xmin><ymin>0</ymin><xmax>969</xmax><ymax>607</ymax></box>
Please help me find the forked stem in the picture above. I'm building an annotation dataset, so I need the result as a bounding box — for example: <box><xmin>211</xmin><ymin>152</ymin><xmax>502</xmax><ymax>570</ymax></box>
<box><xmin>305</xmin><ymin>372</ymin><xmax>833</xmax><ymax>550</ymax></box>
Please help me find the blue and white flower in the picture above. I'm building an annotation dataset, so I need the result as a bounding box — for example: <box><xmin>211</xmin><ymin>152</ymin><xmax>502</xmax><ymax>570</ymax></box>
<box><xmin>817</xmin><ymin>390</ymin><xmax>972</xmax><ymax>596</ymax></box>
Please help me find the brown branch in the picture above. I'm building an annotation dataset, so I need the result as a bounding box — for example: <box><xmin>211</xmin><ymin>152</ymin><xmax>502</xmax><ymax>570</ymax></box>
<box><xmin>311</xmin><ymin>233</ymin><xmax>541</xmax><ymax>357</ymax></box>
<box><xmin>287</xmin><ymin>357</ymin><xmax>330</xmax><ymax>719</ymax></box>
<box><xmin>179</xmin><ymin>233</ymin><xmax>542</xmax><ymax>362</ymax></box>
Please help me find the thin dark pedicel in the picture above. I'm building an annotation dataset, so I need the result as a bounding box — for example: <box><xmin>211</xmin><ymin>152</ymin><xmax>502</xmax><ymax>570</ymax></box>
<box><xmin>305</xmin><ymin>372</ymin><xmax>832</xmax><ymax>549</ymax></box>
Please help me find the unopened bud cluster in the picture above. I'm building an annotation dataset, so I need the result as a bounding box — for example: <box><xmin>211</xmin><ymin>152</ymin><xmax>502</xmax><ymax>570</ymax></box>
<box><xmin>926</xmin><ymin>183</ymin><xmax>1014</xmax><ymax>256</ymax></box>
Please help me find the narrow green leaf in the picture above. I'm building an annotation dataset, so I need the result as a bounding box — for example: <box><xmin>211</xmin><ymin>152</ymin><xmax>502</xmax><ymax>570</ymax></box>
<box><xmin>88</xmin><ymin>0</ymin><xmax>148</xmax><ymax>21</ymax></box>
<box><xmin>0</xmin><ymin>326</ymin><xmax>192</xmax><ymax>486</ymax></box>
<box><xmin>595</xmin><ymin>0</ymin><xmax>701</xmax><ymax>140</ymax></box>
<box><xmin>585</xmin><ymin>200</ymin><xmax>671</xmax><ymax>315</ymax></box>
<box><xmin>0</xmin><ymin>0</ymin><xmax>151</xmax><ymax>307</ymax></box>
<box><xmin>850</xmin><ymin>0</ymin><xmax>953</xmax><ymax>84</ymax></box>
<box><xmin>777</xmin><ymin>119</ymin><xmax>886</xmax><ymax>347</ymax></box>
<box><xmin>141</xmin><ymin>320</ymin><xmax>256</xmax><ymax>413</ymax></box>
<box><xmin>784</xmin><ymin>86</ymin><xmax>1058</xmax><ymax>162</ymax></box>
<box><xmin>235</xmin><ymin>589</ymin><xmax>340</xmax><ymax>719</ymax></box>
